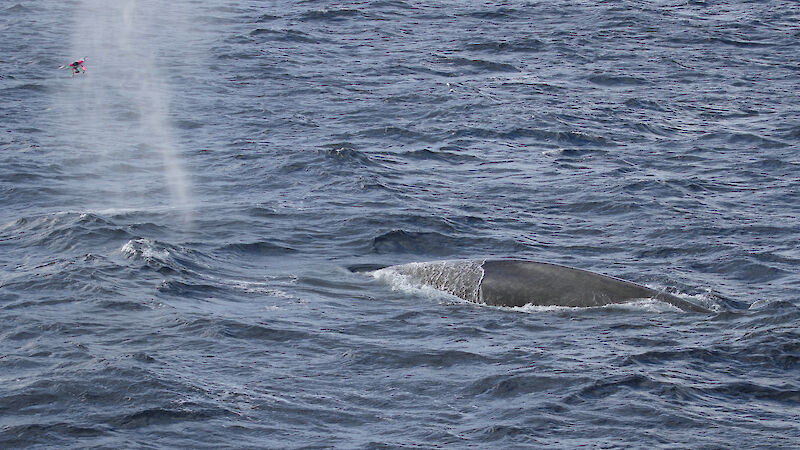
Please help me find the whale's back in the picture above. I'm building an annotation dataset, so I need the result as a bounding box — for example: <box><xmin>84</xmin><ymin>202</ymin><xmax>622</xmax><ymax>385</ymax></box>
<box><xmin>378</xmin><ymin>259</ymin><xmax>710</xmax><ymax>313</ymax></box>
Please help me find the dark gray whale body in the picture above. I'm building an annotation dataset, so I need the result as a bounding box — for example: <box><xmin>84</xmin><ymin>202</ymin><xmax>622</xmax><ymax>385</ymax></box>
<box><xmin>373</xmin><ymin>259</ymin><xmax>710</xmax><ymax>313</ymax></box>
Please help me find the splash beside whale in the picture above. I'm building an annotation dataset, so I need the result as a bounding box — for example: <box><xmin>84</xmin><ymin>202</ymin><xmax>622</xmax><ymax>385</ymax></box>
<box><xmin>366</xmin><ymin>259</ymin><xmax>710</xmax><ymax>313</ymax></box>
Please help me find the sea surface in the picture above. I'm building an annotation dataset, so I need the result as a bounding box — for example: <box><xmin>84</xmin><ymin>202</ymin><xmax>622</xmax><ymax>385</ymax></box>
<box><xmin>1</xmin><ymin>0</ymin><xmax>799</xmax><ymax>447</ymax></box>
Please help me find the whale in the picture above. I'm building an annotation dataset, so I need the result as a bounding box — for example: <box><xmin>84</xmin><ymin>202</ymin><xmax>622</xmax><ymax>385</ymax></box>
<box><xmin>366</xmin><ymin>259</ymin><xmax>710</xmax><ymax>313</ymax></box>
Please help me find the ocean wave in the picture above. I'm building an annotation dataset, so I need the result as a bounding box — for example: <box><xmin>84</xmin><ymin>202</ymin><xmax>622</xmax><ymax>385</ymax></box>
<box><xmin>249</xmin><ymin>28</ymin><xmax>321</xmax><ymax>44</ymax></box>
<box><xmin>350</xmin><ymin>347</ymin><xmax>491</xmax><ymax>370</ymax></box>
<box><xmin>587</xmin><ymin>74</ymin><xmax>649</xmax><ymax>86</ymax></box>
<box><xmin>437</xmin><ymin>55</ymin><xmax>520</xmax><ymax>74</ymax></box>
<box><xmin>468</xmin><ymin>38</ymin><xmax>546</xmax><ymax>53</ymax></box>
<box><xmin>403</xmin><ymin>148</ymin><xmax>479</xmax><ymax>163</ymax></box>
<box><xmin>217</xmin><ymin>241</ymin><xmax>296</xmax><ymax>256</ymax></box>
<box><xmin>4</xmin><ymin>3</ymin><xmax>31</xmax><ymax>13</ymax></box>
<box><xmin>371</xmin><ymin>230</ymin><xmax>461</xmax><ymax>256</ymax></box>
<box><xmin>2</xmin><ymin>212</ymin><xmax>132</xmax><ymax>253</ymax></box>
<box><xmin>120</xmin><ymin>238</ymin><xmax>213</xmax><ymax>277</ymax></box>
<box><xmin>169</xmin><ymin>317</ymin><xmax>310</xmax><ymax>342</ymax></box>
<box><xmin>300</xmin><ymin>9</ymin><xmax>363</xmax><ymax>22</ymax></box>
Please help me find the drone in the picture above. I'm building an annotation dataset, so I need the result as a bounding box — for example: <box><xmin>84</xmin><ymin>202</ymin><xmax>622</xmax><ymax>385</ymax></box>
<box><xmin>59</xmin><ymin>57</ymin><xmax>86</xmax><ymax>75</ymax></box>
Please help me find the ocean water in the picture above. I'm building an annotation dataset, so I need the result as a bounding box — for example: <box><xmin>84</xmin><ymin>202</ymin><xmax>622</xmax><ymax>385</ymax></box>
<box><xmin>1</xmin><ymin>0</ymin><xmax>799</xmax><ymax>447</ymax></box>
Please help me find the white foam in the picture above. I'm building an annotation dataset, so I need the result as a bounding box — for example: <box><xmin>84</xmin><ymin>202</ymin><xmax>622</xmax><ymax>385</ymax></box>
<box><xmin>541</xmin><ymin>148</ymin><xmax>564</xmax><ymax>157</ymax></box>
<box><xmin>748</xmin><ymin>298</ymin><xmax>776</xmax><ymax>310</ymax></box>
<box><xmin>371</xmin><ymin>266</ymin><xmax>471</xmax><ymax>304</ymax></box>
<box><xmin>223</xmin><ymin>279</ymin><xmax>295</xmax><ymax>298</ymax></box>
<box><xmin>120</xmin><ymin>238</ymin><xmax>170</xmax><ymax>261</ymax></box>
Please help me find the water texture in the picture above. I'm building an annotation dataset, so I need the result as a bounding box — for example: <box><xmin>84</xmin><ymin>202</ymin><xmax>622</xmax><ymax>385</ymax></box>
<box><xmin>1</xmin><ymin>0</ymin><xmax>799</xmax><ymax>447</ymax></box>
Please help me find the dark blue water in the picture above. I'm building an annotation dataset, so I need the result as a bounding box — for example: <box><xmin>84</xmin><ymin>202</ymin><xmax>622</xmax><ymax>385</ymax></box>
<box><xmin>2</xmin><ymin>0</ymin><xmax>799</xmax><ymax>447</ymax></box>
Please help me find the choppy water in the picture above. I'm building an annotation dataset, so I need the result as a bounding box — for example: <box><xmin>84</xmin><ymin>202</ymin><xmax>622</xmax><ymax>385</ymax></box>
<box><xmin>2</xmin><ymin>0</ymin><xmax>799</xmax><ymax>447</ymax></box>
